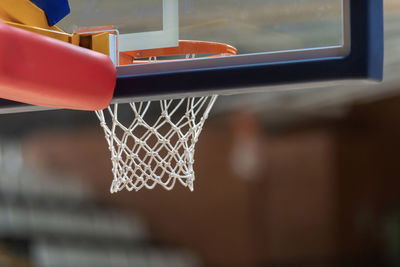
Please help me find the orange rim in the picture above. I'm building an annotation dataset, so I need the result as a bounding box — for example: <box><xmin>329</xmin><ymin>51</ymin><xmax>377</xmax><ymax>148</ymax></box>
<box><xmin>119</xmin><ymin>40</ymin><xmax>237</xmax><ymax>65</ymax></box>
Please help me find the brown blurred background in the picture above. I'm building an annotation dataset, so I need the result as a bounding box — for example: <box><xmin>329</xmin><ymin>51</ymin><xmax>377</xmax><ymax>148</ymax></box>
<box><xmin>18</xmin><ymin>95</ymin><xmax>400</xmax><ymax>267</ymax></box>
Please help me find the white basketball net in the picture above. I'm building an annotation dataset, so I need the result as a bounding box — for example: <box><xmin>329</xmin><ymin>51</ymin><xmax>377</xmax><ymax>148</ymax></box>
<box><xmin>95</xmin><ymin>96</ymin><xmax>217</xmax><ymax>193</ymax></box>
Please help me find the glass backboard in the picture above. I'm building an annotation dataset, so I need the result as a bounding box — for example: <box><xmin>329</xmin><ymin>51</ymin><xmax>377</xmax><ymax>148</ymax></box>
<box><xmin>58</xmin><ymin>0</ymin><xmax>346</xmax><ymax>56</ymax></box>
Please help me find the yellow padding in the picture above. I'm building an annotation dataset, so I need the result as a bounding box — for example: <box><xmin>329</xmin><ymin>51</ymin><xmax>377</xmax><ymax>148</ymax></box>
<box><xmin>4</xmin><ymin>21</ymin><xmax>73</xmax><ymax>43</ymax></box>
<box><xmin>0</xmin><ymin>9</ymin><xmax>13</xmax><ymax>21</ymax></box>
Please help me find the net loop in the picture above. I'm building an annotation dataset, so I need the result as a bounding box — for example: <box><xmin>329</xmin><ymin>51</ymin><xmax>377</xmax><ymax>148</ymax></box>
<box><xmin>96</xmin><ymin>96</ymin><xmax>218</xmax><ymax>193</ymax></box>
<box><xmin>97</xmin><ymin>40</ymin><xmax>236</xmax><ymax>192</ymax></box>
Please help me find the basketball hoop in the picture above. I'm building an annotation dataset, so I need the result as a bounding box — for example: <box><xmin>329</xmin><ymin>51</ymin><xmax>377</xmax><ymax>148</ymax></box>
<box><xmin>96</xmin><ymin>41</ymin><xmax>237</xmax><ymax>193</ymax></box>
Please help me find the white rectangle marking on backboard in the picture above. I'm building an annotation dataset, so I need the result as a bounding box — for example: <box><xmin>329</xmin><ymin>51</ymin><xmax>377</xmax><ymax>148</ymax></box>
<box><xmin>118</xmin><ymin>0</ymin><xmax>179</xmax><ymax>52</ymax></box>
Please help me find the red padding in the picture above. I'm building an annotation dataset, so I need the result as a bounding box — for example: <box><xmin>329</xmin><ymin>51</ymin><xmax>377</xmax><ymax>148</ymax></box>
<box><xmin>0</xmin><ymin>22</ymin><xmax>116</xmax><ymax>110</ymax></box>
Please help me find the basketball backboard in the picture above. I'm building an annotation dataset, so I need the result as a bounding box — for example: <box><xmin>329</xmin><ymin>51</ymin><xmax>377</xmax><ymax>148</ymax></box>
<box><xmin>0</xmin><ymin>0</ymin><xmax>383</xmax><ymax>113</ymax></box>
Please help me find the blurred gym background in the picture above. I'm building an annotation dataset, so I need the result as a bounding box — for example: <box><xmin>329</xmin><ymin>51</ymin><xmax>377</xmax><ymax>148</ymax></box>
<box><xmin>0</xmin><ymin>1</ymin><xmax>399</xmax><ymax>266</ymax></box>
